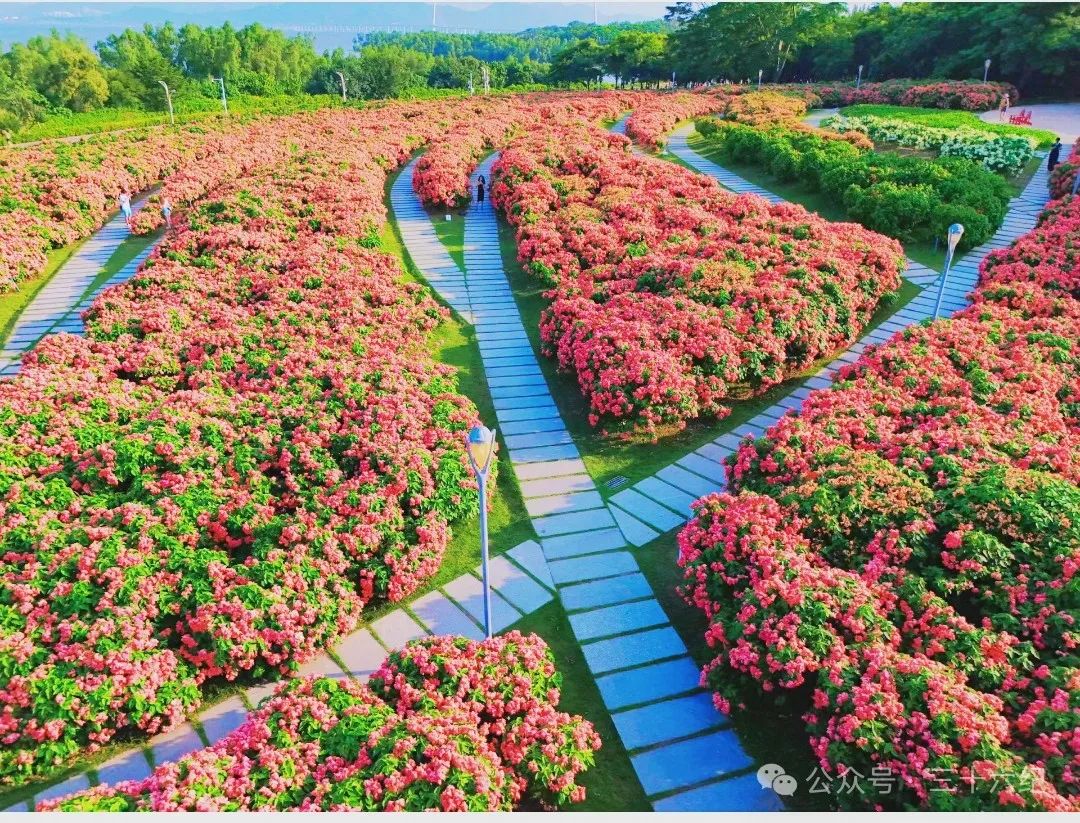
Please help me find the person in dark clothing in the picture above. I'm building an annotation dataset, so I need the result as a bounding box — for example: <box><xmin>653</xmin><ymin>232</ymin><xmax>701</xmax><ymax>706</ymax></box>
<box><xmin>1048</xmin><ymin>138</ymin><xmax>1063</xmax><ymax>172</ymax></box>
<box><xmin>477</xmin><ymin>175</ymin><xmax>486</xmax><ymax>205</ymax></box>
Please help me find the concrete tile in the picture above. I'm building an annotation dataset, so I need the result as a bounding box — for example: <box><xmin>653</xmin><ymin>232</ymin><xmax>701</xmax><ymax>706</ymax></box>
<box><xmin>612</xmin><ymin>692</ymin><xmax>726</xmax><ymax>750</ymax></box>
<box><xmin>596</xmin><ymin>657</ymin><xmax>704</xmax><ymax>711</ymax></box>
<box><xmin>548</xmin><ymin>550</ymin><xmax>638</xmax><ymax>585</ymax></box>
<box><xmin>581</xmin><ymin>625</ymin><xmax>686</xmax><ymax>674</ymax></box>
<box><xmin>569</xmin><ymin>598</ymin><xmax>669</xmax><ymax>641</ymax></box>
<box><xmin>371</xmin><ymin>610</ymin><xmax>428</xmax><ymax>650</ymax></box>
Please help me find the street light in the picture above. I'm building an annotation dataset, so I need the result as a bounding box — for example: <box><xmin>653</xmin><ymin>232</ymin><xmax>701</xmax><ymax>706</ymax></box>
<box><xmin>757</xmin><ymin>68</ymin><xmax>763</xmax><ymax>90</ymax></box>
<box><xmin>465</xmin><ymin>425</ymin><xmax>497</xmax><ymax>638</ymax></box>
<box><xmin>212</xmin><ymin>77</ymin><xmax>228</xmax><ymax>114</ymax></box>
<box><xmin>933</xmin><ymin>223</ymin><xmax>965</xmax><ymax>319</ymax></box>
<box><xmin>335</xmin><ymin>71</ymin><xmax>347</xmax><ymax>102</ymax></box>
<box><xmin>983</xmin><ymin>58</ymin><xmax>991</xmax><ymax>83</ymax></box>
<box><xmin>856</xmin><ymin>64</ymin><xmax>864</xmax><ymax>89</ymax></box>
<box><xmin>158</xmin><ymin>80</ymin><xmax>174</xmax><ymax>126</ymax></box>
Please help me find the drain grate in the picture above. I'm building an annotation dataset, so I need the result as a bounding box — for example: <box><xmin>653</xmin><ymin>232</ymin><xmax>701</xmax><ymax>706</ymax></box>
<box><xmin>606</xmin><ymin>475</ymin><xmax>629</xmax><ymax>490</ymax></box>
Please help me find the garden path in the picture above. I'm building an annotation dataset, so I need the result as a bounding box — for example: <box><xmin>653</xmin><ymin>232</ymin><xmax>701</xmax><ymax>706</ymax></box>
<box><xmin>979</xmin><ymin>102</ymin><xmax>1080</xmax><ymax>145</ymax></box>
<box><xmin>594</xmin><ymin>123</ymin><xmax>1051</xmax><ymax>549</ymax></box>
<box><xmin>392</xmin><ymin>154</ymin><xmax>779</xmax><ymax>811</ymax></box>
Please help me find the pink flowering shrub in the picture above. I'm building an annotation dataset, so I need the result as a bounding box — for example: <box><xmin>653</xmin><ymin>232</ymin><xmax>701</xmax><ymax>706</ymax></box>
<box><xmin>677</xmin><ymin>194</ymin><xmax>1080</xmax><ymax>810</ymax></box>
<box><xmin>807</xmin><ymin>80</ymin><xmax>1017</xmax><ymax>111</ymax></box>
<box><xmin>40</xmin><ymin>633</ymin><xmax>600</xmax><ymax>812</ymax></box>
<box><xmin>624</xmin><ymin>91</ymin><xmax>728</xmax><ymax>151</ymax></box>
<box><xmin>0</xmin><ymin>103</ymin><xmax>505</xmax><ymax>786</ymax></box>
<box><xmin>492</xmin><ymin>121</ymin><xmax>903</xmax><ymax>436</ymax></box>
<box><xmin>1049</xmin><ymin>137</ymin><xmax>1080</xmax><ymax>200</ymax></box>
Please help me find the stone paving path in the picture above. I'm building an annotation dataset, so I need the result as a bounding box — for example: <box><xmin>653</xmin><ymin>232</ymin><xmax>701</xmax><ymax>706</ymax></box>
<box><xmin>599</xmin><ymin>123</ymin><xmax>1051</xmax><ymax>548</ymax></box>
<box><xmin>391</xmin><ymin>154</ymin><xmax>777</xmax><ymax>811</ymax></box>
<box><xmin>4</xmin><ymin>539</ymin><xmax>556</xmax><ymax>811</ymax></box>
<box><xmin>0</xmin><ymin>200</ymin><xmax>153</xmax><ymax>377</ymax></box>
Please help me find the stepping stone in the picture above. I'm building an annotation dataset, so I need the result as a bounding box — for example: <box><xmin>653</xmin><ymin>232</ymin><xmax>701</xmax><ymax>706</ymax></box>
<box><xmin>657</xmin><ymin>465</ymin><xmax>724</xmax><ymax>499</ymax></box>
<box><xmin>609</xmin><ymin>489</ymin><xmax>684</xmax><ymax>532</ymax></box>
<box><xmin>510</xmin><ymin>443</ymin><xmax>581</xmax><ymax>465</ymax></box>
<box><xmin>504</xmin><ymin>429</ymin><xmax>573</xmax><ymax>452</ymax></box>
<box><xmin>612</xmin><ymin>692</ymin><xmax>726</xmax><ymax>751</ymax></box>
<box><xmin>506</xmin><ymin>540</ymin><xmax>555</xmax><ymax>590</ymax></box>
<box><xmin>496</xmin><ymin>404</ymin><xmax>560</xmax><ymax>423</ymax></box>
<box><xmin>569</xmin><ymin>598</ymin><xmax>669</xmax><ymax>641</ymax></box>
<box><xmin>609</xmin><ymin>502</ymin><xmax>660</xmax><ymax>547</ymax></box>
<box><xmin>2</xmin><ymin>801</ymin><xmax>31</xmax><ymax>812</ymax></box>
<box><xmin>333</xmin><ymin>628</ymin><xmax>385</xmax><ymax>681</ymax></box>
<box><xmin>244</xmin><ymin>679</ymin><xmax>281</xmax><ymax>709</ymax></box>
<box><xmin>95</xmin><ymin>747</ymin><xmax>153</xmax><ymax>787</ymax></box>
<box><xmin>150</xmin><ymin>722</ymin><xmax>203</xmax><ymax>767</ymax></box>
<box><xmin>519</xmin><ymin>473</ymin><xmax>595</xmax><ymax>499</ymax></box>
<box><xmin>581</xmin><ymin>625</ymin><xmax>686</xmax><ymax>674</ymax></box>
<box><xmin>515</xmin><ymin>457</ymin><xmax>587</xmax><ymax>481</ymax></box>
<box><xmin>631</xmin><ymin>728</ymin><xmax>753</xmax><ymax>796</ymax></box>
<box><xmin>443</xmin><ymin>573</ymin><xmax>522</xmax><ymax>633</ymax></box>
<box><xmin>371</xmin><ymin>610</ymin><xmax>428</xmax><ymax>650</ymax></box>
<box><xmin>533</xmin><ymin>507</ymin><xmax>615</xmax><ymax>538</ymax></box>
<box><xmin>596</xmin><ymin>656</ymin><xmax>704</xmax><ymax>711</ymax></box>
<box><xmin>541</xmin><ymin>526</ymin><xmax>625</xmax><ymax>559</ymax></box>
<box><xmin>199</xmin><ymin>696</ymin><xmax>248</xmax><ymax>744</ymax></box>
<box><xmin>297</xmin><ymin>651</ymin><xmax>348</xmax><ymax>681</ymax></box>
<box><xmin>653</xmin><ymin>773</ymin><xmax>785</xmax><ymax>812</ymax></box>
<box><xmin>634</xmin><ymin>476</ymin><xmax>699</xmax><ymax>516</ymax></box>
<box><xmin>499</xmin><ymin>417</ymin><xmax>566</xmax><ymax>436</ymax></box>
<box><xmin>548</xmin><ymin>550</ymin><xmax>638</xmax><ymax>585</ymax></box>
<box><xmin>484</xmin><ymin>554</ymin><xmax>553</xmax><ymax>614</ymax></box>
<box><xmin>494</xmin><ymin>393</ymin><xmax>557</xmax><ymax>412</ymax></box>
<box><xmin>33</xmin><ymin>773</ymin><xmax>91</xmax><ymax>805</ymax></box>
<box><xmin>676</xmin><ymin>453</ymin><xmax>727</xmax><ymax>484</ymax></box>
<box><xmin>410</xmin><ymin>589</ymin><xmax>484</xmax><ymax>639</ymax></box>
<box><xmin>524</xmin><ymin>489</ymin><xmax>604</xmax><ymax>517</ymax></box>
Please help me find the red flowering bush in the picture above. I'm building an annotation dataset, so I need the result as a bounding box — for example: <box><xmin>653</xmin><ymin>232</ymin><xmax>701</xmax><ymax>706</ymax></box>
<box><xmin>624</xmin><ymin>91</ymin><xmax>728</xmax><ymax>151</ymax></box>
<box><xmin>1049</xmin><ymin>137</ymin><xmax>1080</xmax><ymax>200</ymax></box>
<box><xmin>807</xmin><ymin>80</ymin><xmax>1016</xmax><ymax>111</ymax></box>
<box><xmin>722</xmin><ymin>91</ymin><xmax>810</xmax><ymax>126</ymax></box>
<box><xmin>678</xmin><ymin>194</ymin><xmax>1080</xmax><ymax>810</ymax></box>
<box><xmin>492</xmin><ymin>121</ymin><xmax>903</xmax><ymax>435</ymax></box>
<box><xmin>0</xmin><ymin>103</ymin><xmax>504</xmax><ymax>787</ymax></box>
<box><xmin>40</xmin><ymin>633</ymin><xmax>601</xmax><ymax>812</ymax></box>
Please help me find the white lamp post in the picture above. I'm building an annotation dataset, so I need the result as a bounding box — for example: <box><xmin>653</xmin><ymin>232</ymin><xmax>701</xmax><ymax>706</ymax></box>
<box><xmin>465</xmin><ymin>425</ymin><xmax>497</xmax><ymax>638</ymax></box>
<box><xmin>933</xmin><ymin>223</ymin><xmax>965</xmax><ymax>319</ymax></box>
<box><xmin>212</xmin><ymin>76</ymin><xmax>228</xmax><ymax>114</ymax></box>
<box><xmin>335</xmin><ymin>71</ymin><xmax>347</xmax><ymax>102</ymax></box>
<box><xmin>158</xmin><ymin>80</ymin><xmax>174</xmax><ymax>126</ymax></box>
<box><xmin>983</xmin><ymin>58</ymin><xmax>991</xmax><ymax>82</ymax></box>
<box><xmin>757</xmin><ymin>68</ymin><xmax>763</xmax><ymax>90</ymax></box>
<box><xmin>856</xmin><ymin>64</ymin><xmax>864</xmax><ymax>89</ymax></box>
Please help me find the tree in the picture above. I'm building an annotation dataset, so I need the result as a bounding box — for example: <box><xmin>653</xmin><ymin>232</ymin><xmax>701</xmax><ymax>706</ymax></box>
<box><xmin>4</xmin><ymin>32</ymin><xmax>109</xmax><ymax>112</ymax></box>
<box><xmin>604</xmin><ymin>31</ymin><xmax>670</xmax><ymax>87</ymax></box>
<box><xmin>549</xmin><ymin>39</ymin><xmax>606</xmax><ymax>87</ymax></box>
<box><xmin>351</xmin><ymin>45</ymin><xmax>433</xmax><ymax>99</ymax></box>
<box><xmin>97</xmin><ymin>26</ymin><xmax>186</xmax><ymax>109</ymax></box>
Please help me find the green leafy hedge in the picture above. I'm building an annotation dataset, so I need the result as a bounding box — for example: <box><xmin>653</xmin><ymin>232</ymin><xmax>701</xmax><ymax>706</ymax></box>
<box><xmin>697</xmin><ymin>118</ymin><xmax>1012</xmax><ymax>251</ymax></box>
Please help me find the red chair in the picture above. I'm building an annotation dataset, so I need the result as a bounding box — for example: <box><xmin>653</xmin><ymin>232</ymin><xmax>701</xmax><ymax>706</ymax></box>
<box><xmin>1008</xmin><ymin>109</ymin><xmax>1032</xmax><ymax>125</ymax></box>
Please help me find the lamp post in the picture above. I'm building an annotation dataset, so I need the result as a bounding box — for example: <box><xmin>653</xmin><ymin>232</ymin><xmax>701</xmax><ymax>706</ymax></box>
<box><xmin>933</xmin><ymin>223</ymin><xmax>964</xmax><ymax>319</ymax></box>
<box><xmin>983</xmin><ymin>58</ymin><xmax>991</xmax><ymax>83</ymax></box>
<box><xmin>465</xmin><ymin>425</ymin><xmax>497</xmax><ymax>638</ymax></box>
<box><xmin>757</xmin><ymin>68</ymin><xmax>763</xmax><ymax>90</ymax></box>
<box><xmin>212</xmin><ymin>77</ymin><xmax>228</xmax><ymax>114</ymax></box>
<box><xmin>856</xmin><ymin>64</ymin><xmax>864</xmax><ymax>89</ymax></box>
<box><xmin>335</xmin><ymin>71</ymin><xmax>347</xmax><ymax>102</ymax></box>
<box><xmin>158</xmin><ymin>80</ymin><xmax>174</xmax><ymax>126</ymax></box>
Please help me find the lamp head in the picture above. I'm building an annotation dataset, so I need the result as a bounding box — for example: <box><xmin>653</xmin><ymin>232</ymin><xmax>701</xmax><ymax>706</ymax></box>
<box><xmin>947</xmin><ymin>223</ymin><xmax>964</xmax><ymax>254</ymax></box>
<box><xmin>465</xmin><ymin>425</ymin><xmax>497</xmax><ymax>475</ymax></box>
<box><xmin>985</xmin><ymin>58</ymin><xmax>992</xmax><ymax>68</ymax></box>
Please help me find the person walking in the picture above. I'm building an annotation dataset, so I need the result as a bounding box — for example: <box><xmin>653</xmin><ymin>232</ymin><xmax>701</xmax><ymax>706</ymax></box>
<box><xmin>118</xmin><ymin>190</ymin><xmax>132</xmax><ymax>229</ymax></box>
<box><xmin>161</xmin><ymin>195</ymin><xmax>173</xmax><ymax>228</ymax></box>
<box><xmin>998</xmin><ymin>93</ymin><xmax>1010</xmax><ymax>122</ymax></box>
<box><xmin>476</xmin><ymin>175</ymin><xmax>486</xmax><ymax>207</ymax></box>
<box><xmin>1047</xmin><ymin>138</ymin><xmax>1063</xmax><ymax>172</ymax></box>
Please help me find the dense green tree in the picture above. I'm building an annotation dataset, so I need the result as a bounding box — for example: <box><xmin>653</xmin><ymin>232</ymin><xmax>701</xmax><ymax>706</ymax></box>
<box><xmin>549</xmin><ymin>38</ymin><xmax>606</xmax><ymax>87</ymax></box>
<box><xmin>3</xmin><ymin>32</ymin><xmax>109</xmax><ymax>111</ymax></box>
<box><xmin>605</xmin><ymin>31</ymin><xmax>670</xmax><ymax>86</ymax></box>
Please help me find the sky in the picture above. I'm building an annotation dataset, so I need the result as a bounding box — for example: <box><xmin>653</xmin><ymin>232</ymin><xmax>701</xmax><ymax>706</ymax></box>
<box><xmin>0</xmin><ymin>2</ymin><xmax>676</xmax><ymax>51</ymax></box>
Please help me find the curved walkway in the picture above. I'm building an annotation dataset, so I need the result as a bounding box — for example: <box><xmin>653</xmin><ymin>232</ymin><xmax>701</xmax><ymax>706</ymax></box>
<box><xmin>979</xmin><ymin>103</ymin><xmax>1080</xmax><ymax>145</ymax></box>
<box><xmin>392</xmin><ymin>155</ymin><xmax>776</xmax><ymax>812</ymax></box>
<box><xmin>597</xmin><ymin>122</ymin><xmax>1051</xmax><ymax>548</ymax></box>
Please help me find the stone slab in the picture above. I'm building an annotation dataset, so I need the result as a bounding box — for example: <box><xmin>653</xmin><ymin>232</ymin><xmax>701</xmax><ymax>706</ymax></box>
<box><xmin>510</xmin><ymin>443</ymin><xmax>581</xmax><ymax>465</ymax></box>
<box><xmin>533</xmin><ymin>506</ymin><xmax>615</xmax><ymax>537</ymax></box>
<box><xmin>506</xmin><ymin>540</ymin><xmax>555</xmax><ymax>590</ymax></box>
<box><xmin>635</xmin><ymin>476</ymin><xmax>699</xmax><ymax>516</ymax></box>
<box><xmin>410</xmin><ymin>590</ymin><xmax>484</xmax><ymax>639</ymax></box>
<box><xmin>541</xmin><ymin>526</ymin><xmax>626</xmax><ymax>560</ymax></box>
<box><xmin>333</xmin><ymin>628</ymin><xmax>385</xmax><ymax>681</ymax></box>
<box><xmin>581</xmin><ymin>625</ymin><xmax>686</xmax><ymax>674</ymax></box>
<box><xmin>548</xmin><ymin>550</ymin><xmax>638</xmax><ymax>585</ymax></box>
<box><xmin>484</xmin><ymin>554</ymin><xmax>553</xmax><ymax>614</ymax></box>
<box><xmin>371</xmin><ymin>610</ymin><xmax>428</xmax><ymax>650</ymax></box>
<box><xmin>631</xmin><ymin>728</ymin><xmax>753</xmax><ymax>796</ymax></box>
<box><xmin>675</xmin><ymin>453</ymin><xmax>727</xmax><ymax>484</ymax></box>
<box><xmin>653</xmin><ymin>772</ymin><xmax>785</xmax><ymax>812</ymax></box>
<box><xmin>612</xmin><ymin>692</ymin><xmax>725</xmax><ymax>751</ymax></box>
<box><xmin>596</xmin><ymin>656</ymin><xmax>704</xmax><ymax>711</ymax></box>
<box><xmin>150</xmin><ymin>723</ymin><xmax>204</xmax><ymax>767</ymax></box>
<box><xmin>443</xmin><ymin>573</ymin><xmax>522</xmax><ymax>633</ymax></box>
<box><xmin>504</xmin><ymin>429</ymin><xmax>573</xmax><ymax>451</ymax></box>
<box><xmin>500</xmin><ymin>417</ymin><xmax>566</xmax><ymax>436</ymax></box>
<box><xmin>656</xmin><ymin>464</ymin><xmax>724</xmax><ymax>500</ymax></box>
<box><xmin>519</xmin><ymin>473</ymin><xmax>596</xmax><ymax>499</ymax></box>
<box><xmin>297</xmin><ymin>652</ymin><xmax>348</xmax><ymax>681</ymax></box>
<box><xmin>94</xmin><ymin>747</ymin><xmax>153</xmax><ymax>787</ymax></box>
<box><xmin>495</xmin><ymin>404</ymin><xmax>560</xmax><ymax>423</ymax></box>
<box><xmin>515</xmin><ymin>457</ymin><xmax>588</xmax><ymax>481</ymax></box>
<box><xmin>609</xmin><ymin>502</ymin><xmax>660</xmax><ymax>547</ymax></box>
<box><xmin>524</xmin><ymin>489</ymin><xmax>604</xmax><ymax>517</ymax></box>
<box><xmin>609</xmin><ymin>489</ymin><xmax>684</xmax><ymax>532</ymax></box>
<box><xmin>33</xmin><ymin>773</ymin><xmax>91</xmax><ymax>805</ymax></box>
<box><xmin>569</xmin><ymin>598</ymin><xmax>669</xmax><ymax>642</ymax></box>
<box><xmin>199</xmin><ymin>696</ymin><xmax>248</xmax><ymax>744</ymax></box>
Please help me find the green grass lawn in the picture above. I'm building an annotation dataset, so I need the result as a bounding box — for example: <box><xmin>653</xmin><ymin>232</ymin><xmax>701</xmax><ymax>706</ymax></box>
<box><xmin>496</xmin><ymin>213</ymin><xmax>920</xmax><ymax>492</ymax></box>
<box><xmin>430</xmin><ymin>203</ymin><xmax>467</xmax><ymax>270</ymax></box>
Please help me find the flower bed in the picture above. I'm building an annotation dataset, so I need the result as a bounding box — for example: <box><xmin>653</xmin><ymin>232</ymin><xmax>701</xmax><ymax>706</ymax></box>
<box><xmin>492</xmin><ymin>121</ymin><xmax>903</xmax><ymax>436</ymax></box>
<box><xmin>1049</xmin><ymin>137</ymin><xmax>1080</xmax><ymax>199</ymax></box>
<box><xmin>698</xmin><ymin>118</ymin><xmax>1012</xmax><ymax>249</ymax></box>
<box><xmin>677</xmin><ymin>193</ymin><xmax>1080</xmax><ymax>811</ymax></box>
<box><xmin>822</xmin><ymin>113</ymin><xmax>1036</xmax><ymax>174</ymax></box>
<box><xmin>39</xmin><ymin>633</ymin><xmax>601</xmax><ymax>811</ymax></box>
<box><xmin>0</xmin><ymin>105</ymin><xmax>496</xmax><ymax>787</ymax></box>
<box><xmin>837</xmin><ymin>104</ymin><xmax>1058</xmax><ymax>148</ymax></box>
<box><xmin>623</xmin><ymin>91</ymin><xmax>729</xmax><ymax>151</ymax></box>
<box><xmin>721</xmin><ymin>90</ymin><xmax>811</xmax><ymax>126</ymax></box>
<box><xmin>807</xmin><ymin>80</ymin><xmax>1017</xmax><ymax>111</ymax></box>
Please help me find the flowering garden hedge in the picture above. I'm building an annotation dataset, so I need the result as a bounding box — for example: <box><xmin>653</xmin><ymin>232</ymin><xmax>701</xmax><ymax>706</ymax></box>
<box><xmin>0</xmin><ymin>102</ymin><xmax>501</xmax><ymax>787</ymax></box>
<box><xmin>1049</xmin><ymin>137</ymin><xmax>1080</xmax><ymax>200</ymax></box>
<box><xmin>806</xmin><ymin>80</ymin><xmax>1017</xmax><ymax>111</ymax></box>
<box><xmin>678</xmin><ymin>191</ymin><xmax>1080</xmax><ymax>810</ymax></box>
<box><xmin>492</xmin><ymin>121</ymin><xmax>903</xmax><ymax>435</ymax></box>
<box><xmin>40</xmin><ymin>633</ymin><xmax>601</xmax><ymax>811</ymax></box>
